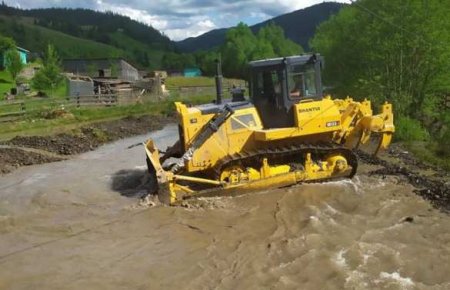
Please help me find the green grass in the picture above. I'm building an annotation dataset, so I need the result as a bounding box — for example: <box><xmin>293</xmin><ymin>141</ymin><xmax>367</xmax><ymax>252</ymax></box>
<box><xmin>404</xmin><ymin>141</ymin><xmax>450</xmax><ymax>171</ymax></box>
<box><xmin>0</xmin><ymin>70</ymin><xmax>13</xmax><ymax>97</ymax></box>
<box><xmin>394</xmin><ymin>115</ymin><xmax>430</xmax><ymax>142</ymax></box>
<box><xmin>166</xmin><ymin>76</ymin><xmax>216</xmax><ymax>87</ymax></box>
<box><xmin>42</xmin><ymin>81</ymin><xmax>68</xmax><ymax>99</ymax></box>
<box><xmin>166</xmin><ymin>76</ymin><xmax>246</xmax><ymax>88</ymax></box>
<box><xmin>0</xmin><ymin>100</ymin><xmax>24</xmax><ymax>115</ymax></box>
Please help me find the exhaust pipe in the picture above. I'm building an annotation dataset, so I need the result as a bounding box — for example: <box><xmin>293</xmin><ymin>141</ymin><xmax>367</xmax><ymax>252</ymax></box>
<box><xmin>215</xmin><ymin>58</ymin><xmax>223</xmax><ymax>104</ymax></box>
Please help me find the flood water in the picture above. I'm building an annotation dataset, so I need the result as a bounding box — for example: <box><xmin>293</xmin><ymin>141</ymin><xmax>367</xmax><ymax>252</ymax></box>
<box><xmin>0</xmin><ymin>125</ymin><xmax>449</xmax><ymax>289</ymax></box>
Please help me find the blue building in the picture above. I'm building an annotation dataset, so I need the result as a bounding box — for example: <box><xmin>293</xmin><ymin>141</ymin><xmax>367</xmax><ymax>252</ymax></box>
<box><xmin>17</xmin><ymin>47</ymin><xmax>29</xmax><ymax>64</ymax></box>
<box><xmin>183</xmin><ymin>67</ymin><xmax>201</xmax><ymax>77</ymax></box>
<box><xmin>1</xmin><ymin>46</ymin><xmax>29</xmax><ymax>69</ymax></box>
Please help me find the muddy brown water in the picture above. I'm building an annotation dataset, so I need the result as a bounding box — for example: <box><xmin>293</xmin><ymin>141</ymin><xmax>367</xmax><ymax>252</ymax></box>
<box><xmin>0</xmin><ymin>125</ymin><xmax>449</xmax><ymax>290</ymax></box>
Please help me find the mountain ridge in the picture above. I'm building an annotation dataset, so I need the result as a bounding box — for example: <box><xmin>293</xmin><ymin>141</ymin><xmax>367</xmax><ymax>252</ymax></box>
<box><xmin>177</xmin><ymin>2</ymin><xmax>344</xmax><ymax>53</ymax></box>
<box><xmin>0</xmin><ymin>3</ymin><xmax>172</xmax><ymax>68</ymax></box>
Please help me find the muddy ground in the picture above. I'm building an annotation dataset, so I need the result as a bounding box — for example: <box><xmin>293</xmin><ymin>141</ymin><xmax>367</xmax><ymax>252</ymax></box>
<box><xmin>0</xmin><ymin>115</ymin><xmax>170</xmax><ymax>174</ymax></box>
<box><xmin>359</xmin><ymin>145</ymin><xmax>450</xmax><ymax>212</ymax></box>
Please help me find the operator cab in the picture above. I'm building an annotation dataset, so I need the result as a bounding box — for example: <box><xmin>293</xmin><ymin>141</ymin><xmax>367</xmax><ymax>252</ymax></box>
<box><xmin>249</xmin><ymin>54</ymin><xmax>323</xmax><ymax>128</ymax></box>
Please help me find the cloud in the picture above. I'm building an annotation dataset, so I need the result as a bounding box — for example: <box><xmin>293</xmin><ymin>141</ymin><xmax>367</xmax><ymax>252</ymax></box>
<box><xmin>97</xmin><ymin>3</ymin><xmax>169</xmax><ymax>31</ymax></box>
<box><xmin>167</xmin><ymin>18</ymin><xmax>217</xmax><ymax>40</ymax></box>
<box><xmin>3</xmin><ymin>0</ymin><xmax>350</xmax><ymax>40</ymax></box>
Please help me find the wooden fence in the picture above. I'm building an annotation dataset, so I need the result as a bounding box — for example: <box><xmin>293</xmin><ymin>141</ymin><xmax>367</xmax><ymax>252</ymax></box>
<box><xmin>0</xmin><ymin>94</ymin><xmax>120</xmax><ymax>122</ymax></box>
<box><xmin>72</xmin><ymin>94</ymin><xmax>118</xmax><ymax>107</ymax></box>
<box><xmin>0</xmin><ymin>100</ymin><xmax>27</xmax><ymax>122</ymax></box>
<box><xmin>166</xmin><ymin>83</ymin><xmax>248</xmax><ymax>98</ymax></box>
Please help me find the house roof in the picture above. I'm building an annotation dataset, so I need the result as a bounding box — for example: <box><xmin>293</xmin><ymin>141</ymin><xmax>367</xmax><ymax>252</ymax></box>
<box><xmin>16</xmin><ymin>47</ymin><xmax>30</xmax><ymax>53</ymax></box>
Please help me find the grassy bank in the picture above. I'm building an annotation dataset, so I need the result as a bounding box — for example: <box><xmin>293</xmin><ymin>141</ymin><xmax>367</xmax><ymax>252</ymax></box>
<box><xmin>0</xmin><ymin>94</ymin><xmax>213</xmax><ymax>140</ymax></box>
<box><xmin>166</xmin><ymin>76</ymin><xmax>245</xmax><ymax>87</ymax></box>
<box><xmin>0</xmin><ymin>70</ymin><xmax>13</xmax><ymax>96</ymax></box>
<box><xmin>0</xmin><ymin>76</ymin><xmax>242</xmax><ymax>140</ymax></box>
<box><xmin>403</xmin><ymin>142</ymin><xmax>450</xmax><ymax>171</ymax></box>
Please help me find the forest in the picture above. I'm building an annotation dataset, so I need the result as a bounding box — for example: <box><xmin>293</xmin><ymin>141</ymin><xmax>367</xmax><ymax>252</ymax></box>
<box><xmin>163</xmin><ymin>22</ymin><xmax>302</xmax><ymax>78</ymax></box>
<box><xmin>0</xmin><ymin>3</ymin><xmax>172</xmax><ymax>49</ymax></box>
<box><xmin>311</xmin><ymin>0</ymin><xmax>450</xmax><ymax>157</ymax></box>
<box><xmin>0</xmin><ymin>2</ymin><xmax>173</xmax><ymax>68</ymax></box>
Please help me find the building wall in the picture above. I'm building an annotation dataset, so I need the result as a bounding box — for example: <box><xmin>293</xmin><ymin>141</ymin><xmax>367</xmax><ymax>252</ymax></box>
<box><xmin>119</xmin><ymin>60</ymin><xmax>139</xmax><ymax>81</ymax></box>
<box><xmin>63</xmin><ymin>59</ymin><xmax>115</xmax><ymax>77</ymax></box>
<box><xmin>183</xmin><ymin>68</ymin><xmax>201</xmax><ymax>77</ymax></box>
<box><xmin>68</xmin><ymin>79</ymin><xmax>94</xmax><ymax>97</ymax></box>
<box><xmin>62</xmin><ymin>59</ymin><xmax>139</xmax><ymax>82</ymax></box>
<box><xmin>18</xmin><ymin>50</ymin><xmax>27</xmax><ymax>65</ymax></box>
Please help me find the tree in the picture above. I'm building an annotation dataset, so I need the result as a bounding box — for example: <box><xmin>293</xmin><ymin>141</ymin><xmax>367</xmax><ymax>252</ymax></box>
<box><xmin>194</xmin><ymin>50</ymin><xmax>220</xmax><ymax>76</ymax></box>
<box><xmin>257</xmin><ymin>22</ymin><xmax>303</xmax><ymax>57</ymax></box>
<box><xmin>4</xmin><ymin>49</ymin><xmax>23</xmax><ymax>84</ymax></box>
<box><xmin>220</xmin><ymin>22</ymin><xmax>303</xmax><ymax>78</ymax></box>
<box><xmin>162</xmin><ymin>52</ymin><xmax>195</xmax><ymax>70</ymax></box>
<box><xmin>310</xmin><ymin>0</ymin><xmax>450</xmax><ymax>148</ymax></box>
<box><xmin>0</xmin><ymin>35</ymin><xmax>15</xmax><ymax>70</ymax></box>
<box><xmin>32</xmin><ymin>44</ymin><xmax>63</xmax><ymax>94</ymax></box>
<box><xmin>0</xmin><ymin>35</ymin><xmax>15</xmax><ymax>53</ymax></box>
<box><xmin>220</xmin><ymin>22</ymin><xmax>257</xmax><ymax>77</ymax></box>
<box><xmin>311</xmin><ymin>0</ymin><xmax>450</xmax><ymax>119</ymax></box>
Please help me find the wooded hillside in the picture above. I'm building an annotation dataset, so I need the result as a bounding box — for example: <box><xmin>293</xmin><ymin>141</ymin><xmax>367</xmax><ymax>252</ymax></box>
<box><xmin>177</xmin><ymin>2</ymin><xmax>343</xmax><ymax>53</ymax></box>
<box><xmin>311</xmin><ymin>0</ymin><xmax>450</xmax><ymax>159</ymax></box>
<box><xmin>0</xmin><ymin>3</ymin><xmax>173</xmax><ymax>68</ymax></box>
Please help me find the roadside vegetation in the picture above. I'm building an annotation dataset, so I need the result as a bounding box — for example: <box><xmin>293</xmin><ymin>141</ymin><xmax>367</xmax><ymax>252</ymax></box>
<box><xmin>165</xmin><ymin>76</ymin><xmax>244</xmax><ymax>88</ymax></box>
<box><xmin>0</xmin><ymin>69</ymin><xmax>12</xmax><ymax>96</ymax></box>
<box><xmin>31</xmin><ymin>44</ymin><xmax>63</xmax><ymax>96</ymax></box>
<box><xmin>310</xmin><ymin>0</ymin><xmax>450</xmax><ymax>169</ymax></box>
<box><xmin>0</xmin><ymin>94</ymin><xmax>213</xmax><ymax>140</ymax></box>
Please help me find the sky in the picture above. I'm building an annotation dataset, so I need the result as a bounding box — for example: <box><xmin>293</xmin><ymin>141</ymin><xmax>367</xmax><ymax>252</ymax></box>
<box><xmin>3</xmin><ymin>0</ymin><xmax>350</xmax><ymax>41</ymax></box>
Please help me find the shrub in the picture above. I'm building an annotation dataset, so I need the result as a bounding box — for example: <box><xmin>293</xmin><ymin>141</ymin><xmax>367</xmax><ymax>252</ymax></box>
<box><xmin>394</xmin><ymin>116</ymin><xmax>429</xmax><ymax>142</ymax></box>
<box><xmin>436</xmin><ymin>123</ymin><xmax>450</xmax><ymax>157</ymax></box>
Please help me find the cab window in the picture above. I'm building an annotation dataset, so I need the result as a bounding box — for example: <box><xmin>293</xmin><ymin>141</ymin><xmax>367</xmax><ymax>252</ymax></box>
<box><xmin>252</xmin><ymin>69</ymin><xmax>284</xmax><ymax>105</ymax></box>
<box><xmin>288</xmin><ymin>64</ymin><xmax>317</xmax><ymax>99</ymax></box>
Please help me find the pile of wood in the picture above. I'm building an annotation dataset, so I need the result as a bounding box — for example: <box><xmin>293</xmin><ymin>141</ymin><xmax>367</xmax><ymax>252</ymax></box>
<box><xmin>93</xmin><ymin>78</ymin><xmax>133</xmax><ymax>97</ymax></box>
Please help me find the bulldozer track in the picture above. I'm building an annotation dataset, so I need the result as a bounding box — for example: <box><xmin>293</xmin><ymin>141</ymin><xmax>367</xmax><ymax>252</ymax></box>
<box><xmin>212</xmin><ymin>143</ymin><xmax>358</xmax><ymax>181</ymax></box>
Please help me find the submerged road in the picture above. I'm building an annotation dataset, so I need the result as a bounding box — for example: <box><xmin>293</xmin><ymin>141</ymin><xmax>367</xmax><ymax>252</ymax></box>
<box><xmin>0</xmin><ymin>125</ymin><xmax>449</xmax><ymax>289</ymax></box>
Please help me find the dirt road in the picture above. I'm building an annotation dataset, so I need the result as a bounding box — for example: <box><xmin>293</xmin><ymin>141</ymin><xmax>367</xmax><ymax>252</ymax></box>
<box><xmin>1</xmin><ymin>125</ymin><xmax>450</xmax><ymax>289</ymax></box>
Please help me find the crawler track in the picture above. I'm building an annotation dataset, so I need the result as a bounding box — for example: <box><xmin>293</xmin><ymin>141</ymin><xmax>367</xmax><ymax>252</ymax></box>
<box><xmin>213</xmin><ymin>143</ymin><xmax>358</xmax><ymax>181</ymax></box>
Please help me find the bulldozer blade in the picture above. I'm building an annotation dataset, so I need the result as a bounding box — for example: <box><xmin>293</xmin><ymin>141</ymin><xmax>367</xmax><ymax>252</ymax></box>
<box><xmin>156</xmin><ymin>182</ymin><xmax>173</xmax><ymax>205</ymax></box>
<box><xmin>165</xmin><ymin>166</ymin><xmax>354</xmax><ymax>205</ymax></box>
<box><xmin>169</xmin><ymin>172</ymin><xmax>300</xmax><ymax>205</ymax></box>
<box><xmin>358</xmin><ymin>132</ymin><xmax>391</xmax><ymax>156</ymax></box>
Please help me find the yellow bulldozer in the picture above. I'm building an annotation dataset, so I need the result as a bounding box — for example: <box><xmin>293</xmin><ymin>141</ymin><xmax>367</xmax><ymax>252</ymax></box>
<box><xmin>144</xmin><ymin>54</ymin><xmax>394</xmax><ymax>205</ymax></box>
